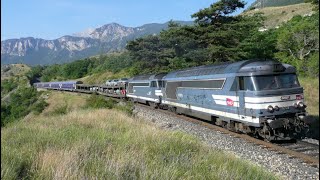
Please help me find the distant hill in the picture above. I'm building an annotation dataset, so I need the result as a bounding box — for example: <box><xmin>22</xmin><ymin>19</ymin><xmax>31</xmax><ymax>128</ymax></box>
<box><xmin>243</xmin><ymin>3</ymin><xmax>313</xmax><ymax>29</ymax></box>
<box><xmin>1</xmin><ymin>21</ymin><xmax>193</xmax><ymax>66</ymax></box>
<box><xmin>249</xmin><ymin>0</ymin><xmax>305</xmax><ymax>9</ymax></box>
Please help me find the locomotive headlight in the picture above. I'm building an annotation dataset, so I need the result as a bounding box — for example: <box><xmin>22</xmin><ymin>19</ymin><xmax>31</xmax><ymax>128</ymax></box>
<box><xmin>267</xmin><ymin>105</ymin><xmax>274</xmax><ymax>113</ymax></box>
<box><xmin>274</xmin><ymin>106</ymin><xmax>280</xmax><ymax>111</ymax></box>
<box><xmin>298</xmin><ymin>102</ymin><xmax>305</xmax><ymax>109</ymax></box>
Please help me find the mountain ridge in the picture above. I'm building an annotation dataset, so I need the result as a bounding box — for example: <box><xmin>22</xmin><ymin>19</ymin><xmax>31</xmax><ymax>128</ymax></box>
<box><xmin>1</xmin><ymin>21</ymin><xmax>193</xmax><ymax>65</ymax></box>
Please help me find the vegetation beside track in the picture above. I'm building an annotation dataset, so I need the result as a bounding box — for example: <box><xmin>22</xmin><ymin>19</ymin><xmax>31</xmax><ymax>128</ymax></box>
<box><xmin>1</xmin><ymin>91</ymin><xmax>278</xmax><ymax>179</ymax></box>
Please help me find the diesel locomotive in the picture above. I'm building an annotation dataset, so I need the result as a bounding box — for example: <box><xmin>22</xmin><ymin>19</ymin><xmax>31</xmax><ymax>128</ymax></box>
<box><xmin>34</xmin><ymin>59</ymin><xmax>310</xmax><ymax>140</ymax></box>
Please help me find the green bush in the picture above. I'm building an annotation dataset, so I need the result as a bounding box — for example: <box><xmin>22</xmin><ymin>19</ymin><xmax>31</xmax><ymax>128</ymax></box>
<box><xmin>1</xmin><ymin>87</ymin><xmax>41</xmax><ymax>127</ymax></box>
<box><xmin>84</xmin><ymin>95</ymin><xmax>116</xmax><ymax>109</ymax></box>
<box><xmin>50</xmin><ymin>105</ymin><xmax>68</xmax><ymax>116</ymax></box>
<box><xmin>307</xmin><ymin>52</ymin><xmax>319</xmax><ymax>77</ymax></box>
<box><xmin>31</xmin><ymin>99</ymin><xmax>49</xmax><ymax>115</ymax></box>
<box><xmin>1</xmin><ymin>78</ymin><xmax>18</xmax><ymax>94</ymax></box>
<box><xmin>115</xmin><ymin>101</ymin><xmax>134</xmax><ymax>115</ymax></box>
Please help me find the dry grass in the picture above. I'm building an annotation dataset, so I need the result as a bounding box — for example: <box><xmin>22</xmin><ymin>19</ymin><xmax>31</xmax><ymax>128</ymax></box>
<box><xmin>40</xmin><ymin>91</ymin><xmax>90</xmax><ymax>116</ymax></box>
<box><xmin>300</xmin><ymin>77</ymin><xmax>319</xmax><ymax>116</ymax></box>
<box><xmin>1</xmin><ymin>92</ymin><xmax>278</xmax><ymax>180</ymax></box>
<box><xmin>243</xmin><ymin>3</ymin><xmax>313</xmax><ymax>28</ymax></box>
<box><xmin>299</xmin><ymin>77</ymin><xmax>319</xmax><ymax>139</ymax></box>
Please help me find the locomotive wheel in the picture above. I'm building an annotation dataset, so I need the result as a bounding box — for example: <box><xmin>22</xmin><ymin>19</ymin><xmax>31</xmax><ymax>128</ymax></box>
<box><xmin>148</xmin><ymin>102</ymin><xmax>158</xmax><ymax>109</ymax></box>
<box><xmin>169</xmin><ymin>106</ymin><xmax>178</xmax><ymax>114</ymax></box>
<box><xmin>259</xmin><ymin>125</ymin><xmax>275</xmax><ymax>141</ymax></box>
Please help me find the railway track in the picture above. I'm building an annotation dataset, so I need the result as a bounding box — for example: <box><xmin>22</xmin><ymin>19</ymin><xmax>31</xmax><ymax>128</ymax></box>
<box><xmin>276</xmin><ymin>140</ymin><xmax>319</xmax><ymax>159</ymax></box>
<box><xmin>136</xmin><ymin>103</ymin><xmax>319</xmax><ymax>168</ymax></box>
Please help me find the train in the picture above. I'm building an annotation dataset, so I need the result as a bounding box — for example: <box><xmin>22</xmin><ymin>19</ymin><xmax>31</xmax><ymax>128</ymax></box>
<box><xmin>34</xmin><ymin>59</ymin><xmax>310</xmax><ymax>141</ymax></box>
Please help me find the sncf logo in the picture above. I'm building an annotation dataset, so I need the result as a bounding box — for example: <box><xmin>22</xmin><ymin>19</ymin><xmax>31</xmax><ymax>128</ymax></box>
<box><xmin>226</xmin><ymin>98</ymin><xmax>234</xmax><ymax>106</ymax></box>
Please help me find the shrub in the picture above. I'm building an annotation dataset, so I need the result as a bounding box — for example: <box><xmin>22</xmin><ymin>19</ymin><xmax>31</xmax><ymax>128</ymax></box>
<box><xmin>84</xmin><ymin>95</ymin><xmax>116</xmax><ymax>109</ymax></box>
<box><xmin>307</xmin><ymin>52</ymin><xmax>319</xmax><ymax>77</ymax></box>
<box><xmin>31</xmin><ymin>99</ymin><xmax>49</xmax><ymax>115</ymax></box>
<box><xmin>115</xmin><ymin>101</ymin><xmax>134</xmax><ymax>115</ymax></box>
<box><xmin>50</xmin><ymin>105</ymin><xmax>68</xmax><ymax>115</ymax></box>
<box><xmin>1</xmin><ymin>87</ymin><xmax>40</xmax><ymax>127</ymax></box>
<box><xmin>1</xmin><ymin>78</ymin><xmax>18</xmax><ymax>94</ymax></box>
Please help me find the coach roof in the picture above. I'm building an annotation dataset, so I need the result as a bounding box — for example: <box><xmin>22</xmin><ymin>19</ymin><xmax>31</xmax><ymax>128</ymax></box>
<box><xmin>41</xmin><ymin>81</ymin><xmax>83</xmax><ymax>84</ymax></box>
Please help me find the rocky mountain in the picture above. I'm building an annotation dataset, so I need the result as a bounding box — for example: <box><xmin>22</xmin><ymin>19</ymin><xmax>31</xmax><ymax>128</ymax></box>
<box><xmin>249</xmin><ymin>0</ymin><xmax>305</xmax><ymax>9</ymax></box>
<box><xmin>1</xmin><ymin>21</ymin><xmax>192</xmax><ymax>65</ymax></box>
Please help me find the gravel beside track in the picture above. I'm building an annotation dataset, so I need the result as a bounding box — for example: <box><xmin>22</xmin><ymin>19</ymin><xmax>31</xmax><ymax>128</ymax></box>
<box><xmin>133</xmin><ymin>105</ymin><xmax>319</xmax><ymax>180</ymax></box>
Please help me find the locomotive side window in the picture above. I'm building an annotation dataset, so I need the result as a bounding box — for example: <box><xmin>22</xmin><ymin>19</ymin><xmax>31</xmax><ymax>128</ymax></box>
<box><xmin>180</xmin><ymin>79</ymin><xmax>225</xmax><ymax>89</ymax></box>
<box><xmin>128</xmin><ymin>82</ymin><xmax>150</xmax><ymax>93</ymax></box>
<box><xmin>130</xmin><ymin>83</ymin><xmax>149</xmax><ymax>87</ymax></box>
<box><xmin>150</xmin><ymin>81</ymin><xmax>157</xmax><ymax>87</ymax></box>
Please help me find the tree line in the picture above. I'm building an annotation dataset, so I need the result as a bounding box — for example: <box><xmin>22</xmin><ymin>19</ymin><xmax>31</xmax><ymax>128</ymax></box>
<box><xmin>28</xmin><ymin>0</ymin><xmax>319</xmax><ymax>82</ymax></box>
<box><xmin>126</xmin><ymin>0</ymin><xmax>319</xmax><ymax>77</ymax></box>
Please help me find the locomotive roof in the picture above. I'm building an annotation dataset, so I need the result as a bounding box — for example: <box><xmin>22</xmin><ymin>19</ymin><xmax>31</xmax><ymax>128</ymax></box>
<box><xmin>164</xmin><ymin>59</ymin><xmax>295</xmax><ymax>79</ymax></box>
<box><xmin>130</xmin><ymin>73</ymin><xmax>167</xmax><ymax>81</ymax></box>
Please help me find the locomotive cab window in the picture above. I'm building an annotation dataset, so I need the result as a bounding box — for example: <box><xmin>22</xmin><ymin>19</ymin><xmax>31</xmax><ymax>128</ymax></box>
<box><xmin>150</xmin><ymin>81</ymin><xmax>157</xmax><ymax>87</ymax></box>
<box><xmin>158</xmin><ymin>81</ymin><xmax>166</xmax><ymax>88</ymax></box>
<box><xmin>238</xmin><ymin>77</ymin><xmax>255</xmax><ymax>91</ymax></box>
<box><xmin>254</xmin><ymin>74</ymin><xmax>299</xmax><ymax>90</ymax></box>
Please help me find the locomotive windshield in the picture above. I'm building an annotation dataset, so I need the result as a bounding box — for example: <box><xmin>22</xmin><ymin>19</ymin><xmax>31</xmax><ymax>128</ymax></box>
<box><xmin>253</xmin><ymin>73</ymin><xmax>300</xmax><ymax>90</ymax></box>
<box><xmin>237</xmin><ymin>73</ymin><xmax>300</xmax><ymax>91</ymax></box>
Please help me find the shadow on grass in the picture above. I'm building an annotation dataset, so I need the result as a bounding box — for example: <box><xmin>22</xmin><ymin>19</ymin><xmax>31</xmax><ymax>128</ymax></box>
<box><xmin>305</xmin><ymin>115</ymin><xmax>319</xmax><ymax>140</ymax></box>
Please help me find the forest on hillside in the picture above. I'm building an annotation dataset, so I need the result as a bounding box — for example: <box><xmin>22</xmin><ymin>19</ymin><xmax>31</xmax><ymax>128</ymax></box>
<box><xmin>24</xmin><ymin>0</ymin><xmax>319</xmax><ymax>82</ymax></box>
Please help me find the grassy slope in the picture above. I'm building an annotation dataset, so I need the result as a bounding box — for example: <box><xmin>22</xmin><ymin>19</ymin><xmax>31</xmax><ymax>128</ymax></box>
<box><xmin>1</xmin><ymin>64</ymin><xmax>31</xmax><ymax>100</ymax></box>
<box><xmin>1</xmin><ymin>91</ymin><xmax>278</xmax><ymax>179</ymax></box>
<box><xmin>1</xmin><ymin>64</ymin><xmax>31</xmax><ymax>80</ymax></box>
<box><xmin>243</xmin><ymin>3</ymin><xmax>313</xmax><ymax>29</ymax></box>
<box><xmin>78</xmin><ymin>69</ymin><xmax>130</xmax><ymax>84</ymax></box>
<box><xmin>250</xmin><ymin>0</ymin><xmax>305</xmax><ymax>8</ymax></box>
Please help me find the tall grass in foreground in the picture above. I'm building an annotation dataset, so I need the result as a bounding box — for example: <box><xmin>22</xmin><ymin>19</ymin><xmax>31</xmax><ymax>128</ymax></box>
<box><xmin>1</xmin><ymin>108</ymin><xmax>278</xmax><ymax>180</ymax></box>
<box><xmin>300</xmin><ymin>77</ymin><xmax>319</xmax><ymax>139</ymax></box>
<box><xmin>300</xmin><ymin>77</ymin><xmax>319</xmax><ymax>116</ymax></box>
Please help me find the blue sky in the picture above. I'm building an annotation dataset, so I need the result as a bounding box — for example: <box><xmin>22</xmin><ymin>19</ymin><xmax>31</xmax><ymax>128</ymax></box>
<box><xmin>1</xmin><ymin>0</ymin><xmax>255</xmax><ymax>40</ymax></box>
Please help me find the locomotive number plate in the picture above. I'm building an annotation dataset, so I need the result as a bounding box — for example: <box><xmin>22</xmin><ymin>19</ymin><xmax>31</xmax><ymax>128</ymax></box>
<box><xmin>281</xmin><ymin>96</ymin><xmax>291</xmax><ymax>100</ymax></box>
